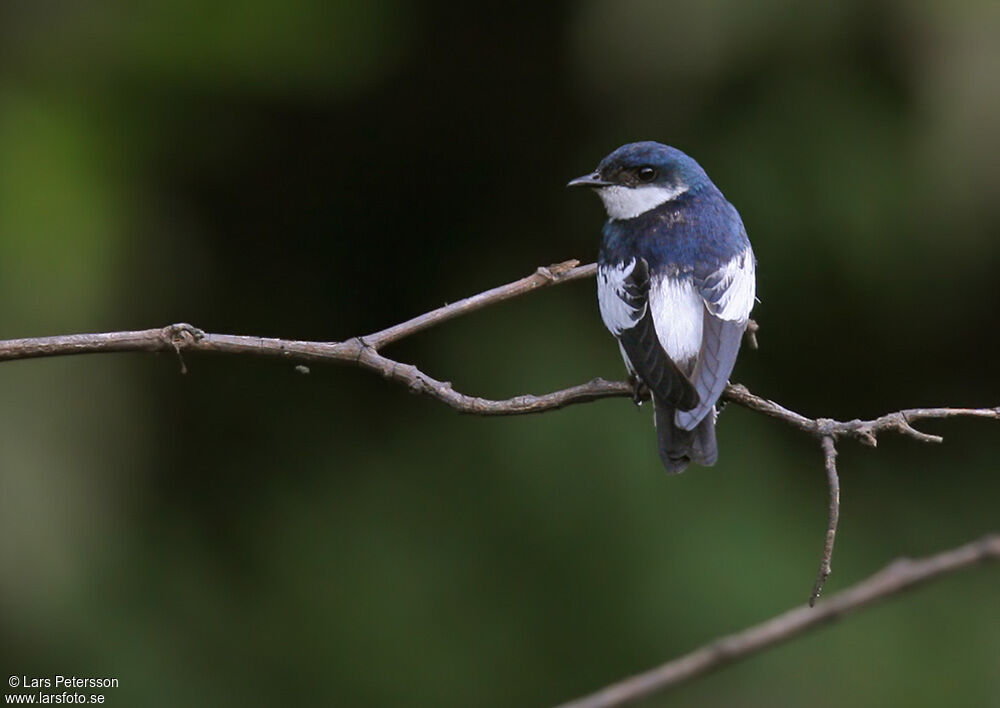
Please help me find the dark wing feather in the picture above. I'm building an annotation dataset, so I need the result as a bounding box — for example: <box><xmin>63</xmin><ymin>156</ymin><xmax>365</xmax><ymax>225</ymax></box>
<box><xmin>674</xmin><ymin>315</ymin><xmax>744</xmax><ymax>430</ymax></box>
<box><xmin>617</xmin><ymin>259</ymin><xmax>699</xmax><ymax>411</ymax></box>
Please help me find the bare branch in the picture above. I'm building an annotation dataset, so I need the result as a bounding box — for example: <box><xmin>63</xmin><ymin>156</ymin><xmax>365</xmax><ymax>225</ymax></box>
<box><xmin>0</xmin><ymin>262</ymin><xmax>994</xmax><ymax>438</ymax></box>
<box><xmin>363</xmin><ymin>259</ymin><xmax>595</xmax><ymax>349</ymax></box>
<box><xmin>721</xmin><ymin>384</ymin><xmax>1000</xmax><ymax>444</ymax></box>
<box><xmin>4</xmin><ymin>324</ymin><xmax>992</xmax><ymax>432</ymax></box>
<box><xmin>1</xmin><ymin>265</ymin><xmax>991</xmax><ymax>608</ymax></box>
<box><xmin>0</xmin><ymin>262</ymin><xmax>994</xmax><ymax>440</ymax></box>
<box><xmin>810</xmin><ymin>436</ymin><xmax>840</xmax><ymax>606</ymax></box>
<box><xmin>553</xmin><ymin>534</ymin><xmax>1000</xmax><ymax>708</ymax></box>
<box><xmin>2</xmin><ymin>323</ymin><xmax>994</xmax><ymax>433</ymax></box>
<box><xmin>0</xmin><ymin>324</ymin><xmax>358</xmax><ymax>365</ymax></box>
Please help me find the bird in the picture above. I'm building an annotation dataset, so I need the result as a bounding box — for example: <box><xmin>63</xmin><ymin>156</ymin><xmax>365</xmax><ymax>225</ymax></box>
<box><xmin>568</xmin><ymin>141</ymin><xmax>756</xmax><ymax>473</ymax></box>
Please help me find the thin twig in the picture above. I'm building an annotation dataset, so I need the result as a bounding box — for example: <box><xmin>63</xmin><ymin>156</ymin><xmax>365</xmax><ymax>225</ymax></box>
<box><xmin>810</xmin><ymin>435</ymin><xmax>840</xmax><ymax>605</ymax></box>
<box><xmin>363</xmin><ymin>259</ymin><xmax>595</xmax><ymax>348</ymax></box>
<box><xmin>744</xmin><ymin>318</ymin><xmax>759</xmax><ymax>350</ymax></box>
<box><xmin>553</xmin><ymin>534</ymin><xmax>1000</xmax><ymax>708</ymax></box>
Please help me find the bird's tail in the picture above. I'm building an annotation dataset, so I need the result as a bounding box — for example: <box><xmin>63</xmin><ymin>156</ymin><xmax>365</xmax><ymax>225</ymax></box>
<box><xmin>653</xmin><ymin>397</ymin><xmax>718</xmax><ymax>474</ymax></box>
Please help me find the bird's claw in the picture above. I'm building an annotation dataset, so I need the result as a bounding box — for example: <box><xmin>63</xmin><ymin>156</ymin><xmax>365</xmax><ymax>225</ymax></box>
<box><xmin>628</xmin><ymin>374</ymin><xmax>649</xmax><ymax>406</ymax></box>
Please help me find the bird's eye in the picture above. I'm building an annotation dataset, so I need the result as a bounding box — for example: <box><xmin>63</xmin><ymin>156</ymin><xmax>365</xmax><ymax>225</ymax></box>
<box><xmin>637</xmin><ymin>166</ymin><xmax>657</xmax><ymax>182</ymax></box>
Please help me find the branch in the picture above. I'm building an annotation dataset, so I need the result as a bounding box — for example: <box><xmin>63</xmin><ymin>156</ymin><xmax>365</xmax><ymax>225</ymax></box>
<box><xmin>0</xmin><ymin>261</ymin><xmax>996</xmax><ymax>596</ymax></box>
<box><xmin>364</xmin><ymin>259</ymin><xmax>596</xmax><ymax>348</ymax></box>
<box><xmin>720</xmin><ymin>384</ymin><xmax>1000</xmax><ymax>446</ymax></box>
<box><xmin>553</xmin><ymin>534</ymin><xmax>1000</xmax><ymax>708</ymax></box>
<box><xmin>2</xmin><ymin>320</ymin><xmax>995</xmax><ymax>429</ymax></box>
<box><xmin>811</xmin><ymin>436</ymin><xmax>840</xmax><ymax>606</ymax></box>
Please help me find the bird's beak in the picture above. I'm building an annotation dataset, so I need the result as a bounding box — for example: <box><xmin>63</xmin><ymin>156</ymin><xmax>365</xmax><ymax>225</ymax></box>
<box><xmin>567</xmin><ymin>172</ymin><xmax>614</xmax><ymax>188</ymax></box>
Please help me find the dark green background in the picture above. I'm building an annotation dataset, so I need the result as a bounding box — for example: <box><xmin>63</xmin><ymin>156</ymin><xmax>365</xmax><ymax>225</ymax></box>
<box><xmin>1</xmin><ymin>1</ymin><xmax>998</xmax><ymax>706</ymax></box>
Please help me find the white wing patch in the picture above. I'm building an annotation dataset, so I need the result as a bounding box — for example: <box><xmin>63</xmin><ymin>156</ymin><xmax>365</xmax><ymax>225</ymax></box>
<box><xmin>598</xmin><ymin>260</ymin><xmax>643</xmax><ymax>334</ymax></box>
<box><xmin>672</xmin><ymin>245</ymin><xmax>757</xmax><ymax>431</ymax></box>
<box><xmin>600</xmin><ymin>247</ymin><xmax>754</xmax><ymax>390</ymax></box>
<box><xmin>649</xmin><ymin>275</ymin><xmax>704</xmax><ymax>364</ymax></box>
<box><xmin>702</xmin><ymin>248</ymin><xmax>756</xmax><ymax>322</ymax></box>
<box><xmin>597</xmin><ymin>184</ymin><xmax>688</xmax><ymax>221</ymax></box>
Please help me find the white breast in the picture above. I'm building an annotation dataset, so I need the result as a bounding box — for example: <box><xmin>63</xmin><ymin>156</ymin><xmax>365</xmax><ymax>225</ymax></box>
<box><xmin>649</xmin><ymin>275</ymin><xmax>704</xmax><ymax>364</ymax></box>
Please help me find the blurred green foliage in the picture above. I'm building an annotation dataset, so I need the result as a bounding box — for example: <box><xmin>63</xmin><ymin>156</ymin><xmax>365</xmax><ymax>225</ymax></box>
<box><xmin>0</xmin><ymin>1</ymin><xmax>998</xmax><ymax>706</ymax></box>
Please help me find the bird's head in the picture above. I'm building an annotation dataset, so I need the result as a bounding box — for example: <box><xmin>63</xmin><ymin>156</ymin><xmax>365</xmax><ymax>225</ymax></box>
<box><xmin>567</xmin><ymin>141</ymin><xmax>709</xmax><ymax>220</ymax></box>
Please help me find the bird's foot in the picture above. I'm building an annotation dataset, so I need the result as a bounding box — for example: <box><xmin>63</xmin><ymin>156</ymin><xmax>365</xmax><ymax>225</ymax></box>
<box><xmin>628</xmin><ymin>374</ymin><xmax>649</xmax><ymax>407</ymax></box>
